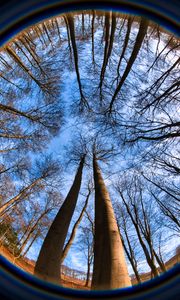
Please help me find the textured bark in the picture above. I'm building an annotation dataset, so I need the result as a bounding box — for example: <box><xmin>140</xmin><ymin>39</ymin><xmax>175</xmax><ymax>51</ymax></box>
<box><xmin>34</xmin><ymin>156</ymin><xmax>85</xmax><ymax>283</ymax></box>
<box><xmin>91</xmin><ymin>155</ymin><xmax>131</xmax><ymax>290</ymax></box>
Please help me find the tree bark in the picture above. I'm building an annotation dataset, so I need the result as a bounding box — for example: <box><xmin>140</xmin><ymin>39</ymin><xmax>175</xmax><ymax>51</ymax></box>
<box><xmin>61</xmin><ymin>189</ymin><xmax>90</xmax><ymax>263</ymax></box>
<box><xmin>34</xmin><ymin>156</ymin><xmax>85</xmax><ymax>284</ymax></box>
<box><xmin>91</xmin><ymin>155</ymin><xmax>131</xmax><ymax>290</ymax></box>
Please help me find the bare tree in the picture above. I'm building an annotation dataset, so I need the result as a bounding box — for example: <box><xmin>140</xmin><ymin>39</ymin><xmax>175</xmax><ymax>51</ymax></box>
<box><xmin>34</xmin><ymin>155</ymin><xmax>86</xmax><ymax>284</ymax></box>
<box><xmin>92</xmin><ymin>146</ymin><xmax>131</xmax><ymax>290</ymax></box>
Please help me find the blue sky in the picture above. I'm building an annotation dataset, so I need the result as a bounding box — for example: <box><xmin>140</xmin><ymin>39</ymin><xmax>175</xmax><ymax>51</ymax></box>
<box><xmin>0</xmin><ymin>11</ymin><xmax>179</xmax><ymax>279</ymax></box>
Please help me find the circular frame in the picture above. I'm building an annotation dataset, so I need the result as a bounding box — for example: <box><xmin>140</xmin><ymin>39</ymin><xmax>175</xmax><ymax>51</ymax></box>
<box><xmin>0</xmin><ymin>1</ymin><xmax>179</xmax><ymax>299</ymax></box>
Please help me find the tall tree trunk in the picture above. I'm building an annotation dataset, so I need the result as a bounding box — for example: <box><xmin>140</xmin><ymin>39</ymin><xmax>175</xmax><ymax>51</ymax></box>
<box><xmin>91</xmin><ymin>155</ymin><xmax>131</xmax><ymax>290</ymax></box>
<box><xmin>99</xmin><ymin>11</ymin><xmax>110</xmax><ymax>99</ymax></box>
<box><xmin>116</xmin><ymin>16</ymin><xmax>133</xmax><ymax>79</ymax></box>
<box><xmin>34</xmin><ymin>156</ymin><xmax>85</xmax><ymax>284</ymax></box>
<box><xmin>106</xmin><ymin>12</ymin><xmax>117</xmax><ymax>62</ymax></box>
<box><xmin>85</xmin><ymin>260</ymin><xmax>91</xmax><ymax>287</ymax></box>
<box><xmin>55</xmin><ymin>18</ymin><xmax>61</xmax><ymax>43</ymax></box>
<box><xmin>61</xmin><ymin>189</ymin><xmax>90</xmax><ymax>263</ymax></box>
<box><xmin>91</xmin><ymin>10</ymin><xmax>95</xmax><ymax>66</ymax></box>
<box><xmin>42</xmin><ymin>22</ymin><xmax>54</xmax><ymax>50</ymax></box>
<box><xmin>82</xmin><ymin>12</ymin><xmax>85</xmax><ymax>38</ymax></box>
<box><xmin>64</xmin><ymin>16</ymin><xmax>72</xmax><ymax>63</ymax></box>
<box><xmin>66</xmin><ymin>13</ymin><xmax>87</xmax><ymax>107</ymax></box>
<box><xmin>109</xmin><ymin>17</ymin><xmax>149</xmax><ymax>113</ymax></box>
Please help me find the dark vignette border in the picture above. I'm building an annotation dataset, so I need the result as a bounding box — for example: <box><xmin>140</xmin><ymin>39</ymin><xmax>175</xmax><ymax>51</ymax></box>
<box><xmin>0</xmin><ymin>0</ymin><xmax>179</xmax><ymax>299</ymax></box>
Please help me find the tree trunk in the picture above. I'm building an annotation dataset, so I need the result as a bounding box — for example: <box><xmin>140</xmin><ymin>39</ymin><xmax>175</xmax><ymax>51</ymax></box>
<box><xmin>91</xmin><ymin>10</ymin><xmax>95</xmax><ymax>66</ymax></box>
<box><xmin>82</xmin><ymin>12</ymin><xmax>85</xmax><ymax>38</ymax></box>
<box><xmin>99</xmin><ymin>11</ymin><xmax>110</xmax><ymax>98</ymax></box>
<box><xmin>0</xmin><ymin>103</ymin><xmax>39</xmax><ymax>123</ymax></box>
<box><xmin>66</xmin><ymin>13</ymin><xmax>87</xmax><ymax>107</ymax></box>
<box><xmin>120</xmin><ymin>191</ymin><xmax>159</xmax><ymax>277</ymax></box>
<box><xmin>153</xmin><ymin>249</ymin><xmax>167</xmax><ymax>272</ymax></box>
<box><xmin>22</xmin><ymin>231</ymin><xmax>39</xmax><ymax>258</ymax></box>
<box><xmin>61</xmin><ymin>189</ymin><xmax>90</xmax><ymax>263</ymax></box>
<box><xmin>0</xmin><ymin>178</ymin><xmax>41</xmax><ymax>216</ymax></box>
<box><xmin>91</xmin><ymin>155</ymin><xmax>131</xmax><ymax>290</ymax></box>
<box><xmin>34</xmin><ymin>156</ymin><xmax>85</xmax><ymax>284</ymax></box>
<box><xmin>109</xmin><ymin>17</ymin><xmax>149</xmax><ymax>113</ymax></box>
<box><xmin>106</xmin><ymin>12</ymin><xmax>117</xmax><ymax>62</ymax></box>
<box><xmin>121</xmin><ymin>236</ymin><xmax>141</xmax><ymax>284</ymax></box>
<box><xmin>18</xmin><ymin>210</ymin><xmax>50</xmax><ymax>255</ymax></box>
<box><xmin>85</xmin><ymin>260</ymin><xmax>91</xmax><ymax>287</ymax></box>
<box><xmin>116</xmin><ymin>16</ymin><xmax>133</xmax><ymax>78</ymax></box>
<box><xmin>5</xmin><ymin>46</ymin><xmax>47</xmax><ymax>91</ymax></box>
<box><xmin>42</xmin><ymin>22</ymin><xmax>54</xmax><ymax>50</ymax></box>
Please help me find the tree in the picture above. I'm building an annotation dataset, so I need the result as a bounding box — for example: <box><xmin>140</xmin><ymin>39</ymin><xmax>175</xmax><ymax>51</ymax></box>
<box><xmin>116</xmin><ymin>175</ymin><xmax>163</xmax><ymax>277</ymax></box>
<box><xmin>77</xmin><ymin>219</ymin><xmax>94</xmax><ymax>287</ymax></box>
<box><xmin>92</xmin><ymin>149</ymin><xmax>131</xmax><ymax>290</ymax></box>
<box><xmin>115</xmin><ymin>202</ymin><xmax>142</xmax><ymax>283</ymax></box>
<box><xmin>61</xmin><ymin>183</ymin><xmax>92</xmax><ymax>263</ymax></box>
<box><xmin>0</xmin><ymin>156</ymin><xmax>61</xmax><ymax>217</ymax></box>
<box><xmin>108</xmin><ymin>17</ymin><xmax>149</xmax><ymax>113</ymax></box>
<box><xmin>34</xmin><ymin>155</ymin><xmax>86</xmax><ymax>284</ymax></box>
<box><xmin>65</xmin><ymin>13</ymin><xmax>88</xmax><ymax>110</ymax></box>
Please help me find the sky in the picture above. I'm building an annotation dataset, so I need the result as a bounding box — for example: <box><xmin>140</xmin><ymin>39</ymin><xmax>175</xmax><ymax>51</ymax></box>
<box><xmin>0</xmin><ymin>11</ymin><xmax>179</xmax><ymax>280</ymax></box>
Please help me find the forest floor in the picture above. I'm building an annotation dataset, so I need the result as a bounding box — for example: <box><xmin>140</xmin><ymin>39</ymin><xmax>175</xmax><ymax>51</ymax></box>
<box><xmin>1</xmin><ymin>245</ymin><xmax>179</xmax><ymax>289</ymax></box>
<box><xmin>0</xmin><ymin>245</ymin><xmax>90</xmax><ymax>290</ymax></box>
